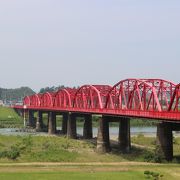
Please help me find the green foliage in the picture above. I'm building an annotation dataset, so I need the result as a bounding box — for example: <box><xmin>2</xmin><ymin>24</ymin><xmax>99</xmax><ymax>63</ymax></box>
<box><xmin>142</xmin><ymin>145</ymin><xmax>166</xmax><ymax>163</ymax></box>
<box><xmin>0</xmin><ymin>135</ymin><xmax>33</xmax><ymax>160</ymax></box>
<box><xmin>39</xmin><ymin>85</ymin><xmax>77</xmax><ymax>93</ymax></box>
<box><xmin>130</xmin><ymin>119</ymin><xmax>158</xmax><ymax>127</ymax></box>
<box><xmin>144</xmin><ymin>170</ymin><xmax>164</xmax><ymax>180</ymax></box>
<box><xmin>0</xmin><ymin>145</ymin><xmax>20</xmax><ymax>160</ymax></box>
<box><xmin>143</xmin><ymin>151</ymin><xmax>155</xmax><ymax>162</ymax></box>
<box><xmin>154</xmin><ymin>145</ymin><xmax>166</xmax><ymax>163</ymax></box>
<box><xmin>6</xmin><ymin>145</ymin><xmax>20</xmax><ymax>160</ymax></box>
<box><xmin>0</xmin><ymin>87</ymin><xmax>35</xmax><ymax>102</ymax></box>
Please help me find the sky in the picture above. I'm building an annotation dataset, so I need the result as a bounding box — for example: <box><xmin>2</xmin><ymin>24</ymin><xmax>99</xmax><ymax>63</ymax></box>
<box><xmin>0</xmin><ymin>0</ymin><xmax>180</xmax><ymax>92</ymax></box>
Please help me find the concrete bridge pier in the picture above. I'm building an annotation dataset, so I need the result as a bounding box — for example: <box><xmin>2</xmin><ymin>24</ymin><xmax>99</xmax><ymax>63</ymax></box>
<box><xmin>62</xmin><ymin>113</ymin><xmax>68</xmax><ymax>134</ymax></box>
<box><xmin>97</xmin><ymin>116</ymin><xmax>111</xmax><ymax>153</ymax></box>
<box><xmin>28</xmin><ymin>110</ymin><xmax>36</xmax><ymax>128</ymax></box>
<box><xmin>118</xmin><ymin>117</ymin><xmax>131</xmax><ymax>153</ymax></box>
<box><xmin>67</xmin><ymin>113</ymin><xmax>77</xmax><ymax>139</ymax></box>
<box><xmin>156</xmin><ymin>122</ymin><xmax>177</xmax><ymax>161</ymax></box>
<box><xmin>83</xmin><ymin>114</ymin><xmax>93</xmax><ymax>139</ymax></box>
<box><xmin>36</xmin><ymin>111</ymin><xmax>43</xmax><ymax>132</ymax></box>
<box><xmin>48</xmin><ymin>112</ymin><xmax>56</xmax><ymax>135</ymax></box>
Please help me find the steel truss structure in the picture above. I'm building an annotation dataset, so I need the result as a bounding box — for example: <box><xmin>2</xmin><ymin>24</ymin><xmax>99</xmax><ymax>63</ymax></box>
<box><xmin>14</xmin><ymin>79</ymin><xmax>180</xmax><ymax>121</ymax></box>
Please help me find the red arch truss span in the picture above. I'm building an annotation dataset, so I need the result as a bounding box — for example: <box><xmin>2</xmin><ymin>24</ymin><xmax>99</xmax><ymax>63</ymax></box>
<box><xmin>40</xmin><ymin>92</ymin><xmax>55</xmax><ymax>107</ymax></box>
<box><xmin>54</xmin><ymin>88</ymin><xmax>76</xmax><ymax>108</ymax></box>
<box><xmin>168</xmin><ymin>83</ymin><xmax>180</xmax><ymax>111</ymax></box>
<box><xmin>23</xmin><ymin>96</ymin><xmax>30</xmax><ymax>106</ymax></box>
<box><xmin>30</xmin><ymin>94</ymin><xmax>41</xmax><ymax>106</ymax></box>
<box><xmin>73</xmin><ymin>85</ymin><xmax>112</xmax><ymax>109</ymax></box>
<box><xmin>105</xmin><ymin>79</ymin><xmax>176</xmax><ymax>112</ymax></box>
<box><xmin>142</xmin><ymin>79</ymin><xmax>176</xmax><ymax>111</ymax></box>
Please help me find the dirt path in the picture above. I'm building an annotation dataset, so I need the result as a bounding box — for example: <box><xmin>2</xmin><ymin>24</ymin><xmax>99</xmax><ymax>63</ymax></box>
<box><xmin>0</xmin><ymin>161</ymin><xmax>159</xmax><ymax>167</ymax></box>
<box><xmin>0</xmin><ymin>161</ymin><xmax>162</xmax><ymax>173</ymax></box>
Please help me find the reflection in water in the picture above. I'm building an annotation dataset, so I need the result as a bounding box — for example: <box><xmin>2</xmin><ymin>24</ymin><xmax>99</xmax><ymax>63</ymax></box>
<box><xmin>77</xmin><ymin>127</ymin><xmax>157</xmax><ymax>137</ymax></box>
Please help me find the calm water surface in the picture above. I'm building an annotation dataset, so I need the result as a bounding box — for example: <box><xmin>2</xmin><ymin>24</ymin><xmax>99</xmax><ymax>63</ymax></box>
<box><xmin>0</xmin><ymin>127</ymin><xmax>157</xmax><ymax>136</ymax></box>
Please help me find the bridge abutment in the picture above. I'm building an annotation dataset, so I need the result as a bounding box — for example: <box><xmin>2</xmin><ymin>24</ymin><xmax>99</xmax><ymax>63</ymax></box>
<box><xmin>119</xmin><ymin>117</ymin><xmax>131</xmax><ymax>153</ymax></box>
<box><xmin>48</xmin><ymin>112</ymin><xmax>56</xmax><ymax>135</ymax></box>
<box><xmin>67</xmin><ymin>113</ymin><xmax>77</xmax><ymax>139</ymax></box>
<box><xmin>97</xmin><ymin>116</ymin><xmax>111</xmax><ymax>153</ymax></box>
<box><xmin>83</xmin><ymin>114</ymin><xmax>93</xmax><ymax>139</ymax></box>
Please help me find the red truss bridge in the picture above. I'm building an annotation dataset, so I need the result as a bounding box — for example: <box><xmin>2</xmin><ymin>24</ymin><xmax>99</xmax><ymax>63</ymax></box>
<box><xmin>14</xmin><ymin>78</ymin><xmax>180</xmax><ymax>122</ymax></box>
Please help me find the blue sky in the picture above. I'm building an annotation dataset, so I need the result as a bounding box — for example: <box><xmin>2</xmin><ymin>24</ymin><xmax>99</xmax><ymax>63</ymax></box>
<box><xmin>0</xmin><ymin>0</ymin><xmax>179</xmax><ymax>91</ymax></box>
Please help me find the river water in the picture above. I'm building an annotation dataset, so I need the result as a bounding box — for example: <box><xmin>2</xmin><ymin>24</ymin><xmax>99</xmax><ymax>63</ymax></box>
<box><xmin>0</xmin><ymin>127</ymin><xmax>157</xmax><ymax>137</ymax></box>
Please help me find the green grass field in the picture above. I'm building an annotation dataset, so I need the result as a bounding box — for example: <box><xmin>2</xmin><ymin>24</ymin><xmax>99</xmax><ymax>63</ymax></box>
<box><xmin>0</xmin><ymin>107</ymin><xmax>23</xmax><ymax>128</ymax></box>
<box><xmin>0</xmin><ymin>171</ymin><xmax>145</xmax><ymax>180</ymax></box>
<box><xmin>0</xmin><ymin>163</ymin><xmax>179</xmax><ymax>180</ymax></box>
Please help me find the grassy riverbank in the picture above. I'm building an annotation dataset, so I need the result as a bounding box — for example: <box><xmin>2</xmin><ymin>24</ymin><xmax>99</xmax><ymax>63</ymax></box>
<box><xmin>0</xmin><ymin>135</ymin><xmax>179</xmax><ymax>163</ymax></box>
<box><xmin>0</xmin><ymin>134</ymin><xmax>179</xmax><ymax>179</ymax></box>
<box><xmin>0</xmin><ymin>107</ymin><xmax>23</xmax><ymax>128</ymax></box>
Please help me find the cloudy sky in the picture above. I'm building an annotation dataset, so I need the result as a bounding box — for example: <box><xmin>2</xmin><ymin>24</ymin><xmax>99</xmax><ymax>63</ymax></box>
<box><xmin>0</xmin><ymin>0</ymin><xmax>179</xmax><ymax>92</ymax></box>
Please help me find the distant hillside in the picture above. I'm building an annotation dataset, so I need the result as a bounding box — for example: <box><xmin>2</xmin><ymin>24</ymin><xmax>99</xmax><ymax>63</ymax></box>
<box><xmin>0</xmin><ymin>87</ymin><xmax>35</xmax><ymax>103</ymax></box>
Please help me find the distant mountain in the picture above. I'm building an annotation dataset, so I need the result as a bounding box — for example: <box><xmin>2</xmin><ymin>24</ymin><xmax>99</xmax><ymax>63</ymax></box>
<box><xmin>0</xmin><ymin>87</ymin><xmax>35</xmax><ymax>103</ymax></box>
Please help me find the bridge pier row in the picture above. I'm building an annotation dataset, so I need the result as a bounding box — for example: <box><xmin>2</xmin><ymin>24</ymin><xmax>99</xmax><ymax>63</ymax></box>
<box><xmin>83</xmin><ymin>114</ymin><xmax>93</xmax><ymax>139</ymax></box>
<box><xmin>97</xmin><ymin>116</ymin><xmax>111</xmax><ymax>153</ymax></box>
<box><xmin>28</xmin><ymin>110</ymin><xmax>36</xmax><ymax>128</ymax></box>
<box><xmin>62</xmin><ymin>113</ymin><xmax>68</xmax><ymax>135</ymax></box>
<box><xmin>36</xmin><ymin>111</ymin><xmax>43</xmax><ymax>132</ymax></box>
<box><xmin>118</xmin><ymin>117</ymin><xmax>131</xmax><ymax>153</ymax></box>
<box><xmin>48</xmin><ymin>112</ymin><xmax>56</xmax><ymax>135</ymax></box>
<box><xmin>67</xmin><ymin>113</ymin><xmax>77</xmax><ymax>139</ymax></box>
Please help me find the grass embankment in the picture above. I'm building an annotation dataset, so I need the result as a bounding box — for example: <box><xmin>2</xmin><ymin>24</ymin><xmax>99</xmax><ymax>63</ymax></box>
<box><xmin>0</xmin><ymin>135</ymin><xmax>142</xmax><ymax>163</ymax></box>
<box><xmin>0</xmin><ymin>135</ymin><xmax>179</xmax><ymax>163</ymax></box>
<box><xmin>0</xmin><ymin>135</ymin><xmax>179</xmax><ymax>179</ymax></box>
<box><xmin>0</xmin><ymin>107</ymin><xmax>23</xmax><ymax>128</ymax></box>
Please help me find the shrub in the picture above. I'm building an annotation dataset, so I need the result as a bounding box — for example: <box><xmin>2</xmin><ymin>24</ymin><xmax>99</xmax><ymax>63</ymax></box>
<box><xmin>154</xmin><ymin>145</ymin><xmax>165</xmax><ymax>163</ymax></box>
<box><xmin>0</xmin><ymin>145</ymin><xmax>20</xmax><ymax>160</ymax></box>
<box><xmin>144</xmin><ymin>170</ymin><xmax>163</xmax><ymax>180</ymax></box>
<box><xmin>6</xmin><ymin>145</ymin><xmax>20</xmax><ymax>160</ymax></box>
<box><xmin>143</xmin><ymin>151</ymin><xmax>155</xmax><ymax>162</ymax></box>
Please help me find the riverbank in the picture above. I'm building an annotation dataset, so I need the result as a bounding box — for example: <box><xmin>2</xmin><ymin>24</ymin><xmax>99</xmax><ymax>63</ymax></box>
<box><xmin>0</xmin><ymin>134</ymin><xmax>179</xmax><ymax>179</ymax></box>
<box><xmin>0</xmin><ymin>135</ymin><xmax>179</xmax><ymax>163</ymax></box>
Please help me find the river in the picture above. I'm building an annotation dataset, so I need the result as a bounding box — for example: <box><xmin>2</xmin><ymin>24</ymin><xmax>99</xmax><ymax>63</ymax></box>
<box><xmin>0</xmin><ymin>127</ymin><xmax>157</xmax><ymax>137</ymax></box>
